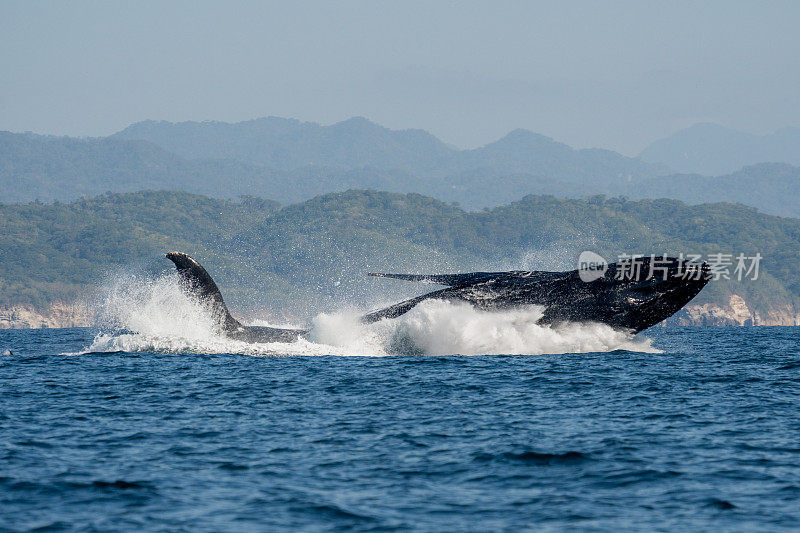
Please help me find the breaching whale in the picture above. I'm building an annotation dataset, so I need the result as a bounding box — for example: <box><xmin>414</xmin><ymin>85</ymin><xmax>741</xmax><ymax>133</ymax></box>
<box><xmin>166</xmin><ymin>252</ymin><xmax>710</xmax><ymax>343</ymax></box>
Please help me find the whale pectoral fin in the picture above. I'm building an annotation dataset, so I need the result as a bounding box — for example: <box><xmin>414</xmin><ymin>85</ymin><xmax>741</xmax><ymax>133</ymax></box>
<box><xmin>166</xmin><ymin>252</ymin><xmax>242</xmax><ymax>332</ymax></box>
<box><xmin>361</xmin><ymin>287</ymin><xmax>454</xmax><ymax>323</ymax></box>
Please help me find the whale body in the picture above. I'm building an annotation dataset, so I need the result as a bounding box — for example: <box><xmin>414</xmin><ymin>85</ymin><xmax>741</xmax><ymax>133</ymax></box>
<box><xmin>166</xmin><ymin>252</ymin><xmax>710</xmax><ymax>343</ymax></box>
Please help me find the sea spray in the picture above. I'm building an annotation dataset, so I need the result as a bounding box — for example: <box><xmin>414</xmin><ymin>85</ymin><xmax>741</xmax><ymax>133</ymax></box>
<box><xmin>386</xmin><ymin>300</ymin><xmax>657</xmax><ymax>355</ymax></box>
<box><xmin>89</xmin><ymin>272</ymin><xmax>242</xmax><ymax>353</ymax></box>
<box><xmin>85</xmin><ymin>272</ymin><xmax>658</xmax><ymax>356</ymax></box>
<box><xmin>310</xmin><ymin>309</ymin><xmax>391</xmax><ymax>356</ymax></box>
<box><xmin>98</xmin><ymin>272</ymin><xmax>219</xmax><ymax>339</ymax></box>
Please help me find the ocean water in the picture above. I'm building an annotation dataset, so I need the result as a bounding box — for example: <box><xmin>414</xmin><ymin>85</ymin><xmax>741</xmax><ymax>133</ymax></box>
<box><xmin>1</xmin><ymin>324</ymin><xmax>799</xmax><ymax>531</ymax></box>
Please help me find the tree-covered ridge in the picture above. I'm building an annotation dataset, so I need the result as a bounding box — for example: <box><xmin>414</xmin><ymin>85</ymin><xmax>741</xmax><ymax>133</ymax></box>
<box><xmin>1</xmin><ymin>189</ymin><xmax>798</xmax><ymax>322</ymax></box>
<box><xmin>0</xmin><ymin>191</ymin><xmax>277</xmax><ymax>306</ymax></box>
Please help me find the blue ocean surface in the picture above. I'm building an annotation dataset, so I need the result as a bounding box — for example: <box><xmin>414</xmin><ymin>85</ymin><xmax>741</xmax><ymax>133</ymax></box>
<box><xmin>1</xmin><ymin>326</ymin><xmax>799</xmax><ymax>531</ymax></box>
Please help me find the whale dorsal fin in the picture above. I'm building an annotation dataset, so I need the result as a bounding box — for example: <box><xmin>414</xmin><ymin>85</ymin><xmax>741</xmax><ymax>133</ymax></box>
<box><xmin>367</xmin><ymin>272</ymin><xmax>502</xmax><ymax>286</ymax></box>
<box><xmin>166</xmin><ymin>252</ymin><xmax>242</xmax><ymax>333</ymax></box>
<box><xmin>367</xmin><ymin>270</ymin><xmax>554</xmax><ymax>287</ymax></box>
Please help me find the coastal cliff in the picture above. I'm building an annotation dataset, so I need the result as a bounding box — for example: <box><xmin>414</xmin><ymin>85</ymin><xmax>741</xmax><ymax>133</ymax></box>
<box><xmin>0</xmin><ymin>302</ymin><xmax>94</xmax><ymax>329</ymax></box>
<box><xmin>674</xmin><ymin>295</ymin><xmax>800</xmax><ymax>326</ymax></box>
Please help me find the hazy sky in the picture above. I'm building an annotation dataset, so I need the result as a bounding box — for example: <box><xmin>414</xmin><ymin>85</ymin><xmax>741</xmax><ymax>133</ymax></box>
<box><xmin>2</xmin><ymin>1</ymin><xmax>798</xmax><ymax>154</ymax></box>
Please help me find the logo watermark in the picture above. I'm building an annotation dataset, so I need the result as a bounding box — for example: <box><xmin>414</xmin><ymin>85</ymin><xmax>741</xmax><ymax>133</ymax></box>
<box><xmin>577</xmin><ymin>251</ymin><xmax>608</xmax><ymax>282</ymax></box>
<box><xmin>577</xmin><ymin>252</ymin><xmax>762</xmax><ymax>282</ymax></box>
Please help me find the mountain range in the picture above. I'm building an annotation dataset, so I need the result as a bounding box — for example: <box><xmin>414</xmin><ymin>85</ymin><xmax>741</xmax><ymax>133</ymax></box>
<box><xmin>2</xmin><ymin>117</ymin><xmax>800</xmax><ymax>217</ymax></box>
<box><xmin>113</xmin><ymin>117</ymin><xmax>667</xmax><ymax>184</ymax></box>
<box><xmin>639</xmin><ymin>122</ymin><xmax>800</xmax><ymax>175</ymax></box>
<box><xmin>628</xmin><ymin>163</ymin><xmax>800</xmax><ymax>218</ymax></box>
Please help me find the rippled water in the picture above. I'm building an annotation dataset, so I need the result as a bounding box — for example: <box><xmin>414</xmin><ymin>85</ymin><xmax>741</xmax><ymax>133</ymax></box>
<box><xmin>1</xmin><ymin>326</ymin><xmax>799</xmax><ymax>531</ymax></box>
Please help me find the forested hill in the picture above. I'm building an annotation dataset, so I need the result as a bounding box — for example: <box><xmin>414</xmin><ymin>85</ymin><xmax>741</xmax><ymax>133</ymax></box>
<box><xmin>1</xmin><ymin>190</ymin><xmax>798</xmax><ymax>326</ymax></box>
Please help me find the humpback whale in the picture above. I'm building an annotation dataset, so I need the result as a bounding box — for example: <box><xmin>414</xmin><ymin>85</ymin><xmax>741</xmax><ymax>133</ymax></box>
<box><xmin>166</xmin><ymin>252</ymin><xmax>710</xmax><ymax>343</ymax></box>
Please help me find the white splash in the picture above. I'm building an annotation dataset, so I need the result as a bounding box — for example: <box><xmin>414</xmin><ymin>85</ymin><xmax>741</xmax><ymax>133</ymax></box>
<box><xmin>385</xmin><ymin>300</ymin><xmax>657</xmax><ymax>355</ymax></box>
<box><xmin>81</xmin><ymin>273</ymin><xmax>658</xmax><ymax>356</ymax></box>
<box><xmin>97</xmin><ymin>272</ymin><xmax>219</xmax><ymax>339</ymax></box>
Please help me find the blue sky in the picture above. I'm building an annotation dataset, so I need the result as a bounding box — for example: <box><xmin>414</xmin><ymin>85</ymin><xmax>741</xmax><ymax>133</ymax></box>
<box><xmin>1</xmin><ymin>0</ymin><xmax>798</xmax><ymax>154</ymax></box>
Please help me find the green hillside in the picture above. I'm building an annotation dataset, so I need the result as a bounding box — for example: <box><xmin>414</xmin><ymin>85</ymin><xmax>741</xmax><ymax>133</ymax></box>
<box><xmin>1</xmin><ymin>190</ymin><xmax>798</xmax><ymax>323</ymax></box>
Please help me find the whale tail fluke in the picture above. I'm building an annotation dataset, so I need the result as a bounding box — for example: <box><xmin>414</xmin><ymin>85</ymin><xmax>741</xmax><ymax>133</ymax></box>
<box><xmin>166</xmin><ymin>252</ymin><xmax>242</xmax><ymax>333</ymax></box>
<box><xmin>166</xmin><ymin>252</ymin><xmax>309</xmax><ymax>343</ymax></box>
